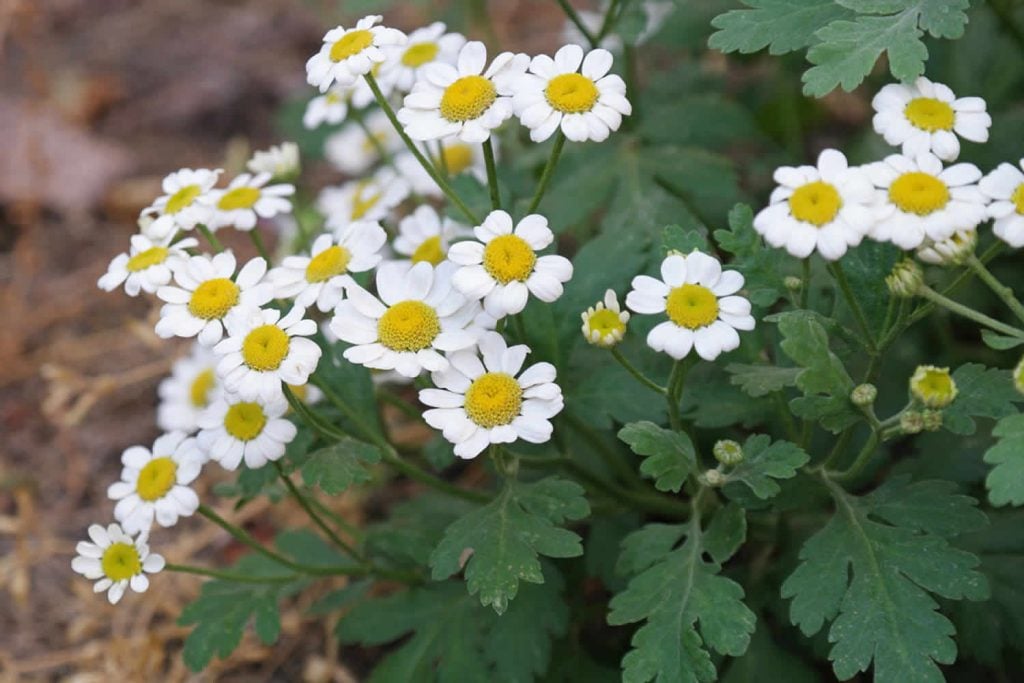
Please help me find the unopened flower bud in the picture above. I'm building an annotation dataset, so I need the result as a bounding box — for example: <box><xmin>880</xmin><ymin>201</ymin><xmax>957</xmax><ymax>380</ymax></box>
<box><xmin>921</xmin><ymin>410</ymin><xmax>943</xmax><ymax>432</ymax></box>
<box><xmin>581</xmin><ymin>289</ymin><xmax>629</xmax><ymax>348</ymax></box>
<box><xmin>247</xmin><ymin>141</ymin><xmax>301</xmax><ymax>182</ymax></box>
<box><xmin>703</xmin><ymin>468</ymin><xmax>725</xmax><ymax>487</ymax></box>
<box><xmin>909</xmin><ymin>365</ymin><xmax>957</xmax><ymax>409</ymax></box>
<box><xmin>784</xmin><ymin>275</ymin><xmax>803</xmax><ymax>292</ymax></box>
<box><xmin>851</xmin><ymin>383</ymin><xmax>878</xmax><ymax>407</ymax></box>
<box><xmin>900</xmin><ymin>411</ymin><xmax>924</xmax><ymax>435</ymax></box>
<box><xmin>1014</xmin><ymin>355</ymin><xmax>1024</xmax><ymax>396</ymax></box>
<box><xmin>713</xmin><ymin>440</ymin><xmax>744</xmax><ymax>466</ymax></box>
<box><xmin>886</xmin><ymin>259</ymin><xmax>923</xmax><ymax>298</ymax></box>
<box><xmin>916</xmin><ymin>229</ymin><xmax>977</xmax><ymax>266</ymax></box>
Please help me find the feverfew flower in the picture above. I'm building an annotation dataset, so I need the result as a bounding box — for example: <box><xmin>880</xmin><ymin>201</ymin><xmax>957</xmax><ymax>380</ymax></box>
<box><xmin>581</xmin><ymin>289</ymin><xmax>629</xmax><ymax>348</ymax></box>
<box><xmin>916</xmin><ymin>228</ymin><xmax>977</xmax><ymax>266</ymax></box>
<box><xmin>753</xmin><ymin>149</ymin><xmax>874</xmax><ymax>260</ymax></box>
<box><xmin>306</xmin><ymin>15</ymin><xmax>407</xmax><ymax>93</ymax></box>
<box><xmin>319</xmin><ymin>167</ymin><xmax>410</xmax><ymax>232</ymax></box>
<box><xmin>394</xmin><ymin>138</ymin><xmax>488</xmax><ymax>197</ymax></box>
<box><xmin>909</xmin><ymin>365</ymin><xmax>958</xmax><ymax>409</ymax></box>
<box><xmin>304</xmin><ymin>87</ymin><xmax>349</xmax><ymax>129</ymax></box>
<box><xmin>214</xmin><ymin>306</ymin><xmax>322</xmax><ymax>404</ymax></box>
<box><xmin>155</xmin><ymin>252</ymin><xmax>272</xmax><ymax>346</ymax></box>
<box><xmin>157</xmin><ymin>344</ymin><xmax>221</xmax><ymax>433</ymax></box>
<box><xmin>330</xmin><ymin>261</ymin><xmax>484</xmax><ymax>378</ymax></box>
<box><xmin>324</xmin><ymin>110</ymin><xmax>403</xmax><ymax>175</ymax></box>
<box><xmin>107</xmin><ymin>432</ymin><xmax>202</xmax><ymax>534</ymax></box>
<box><xmin>398</xmin><ymin>41</ymin><xmax>528</xmax><ymax>143</ymax></box>
<box><xmin>449</xmin><ymin>210</ymin><xmax>573</xmax><ymax>319</ymax></box>
<box><xmin>141</xmin><ymin>168</ymin><xmax>221</xmax><ymax>240</ymax></box>
<box><xmin>866</xmin><ymin>153</ymin><xmax>986</xmax><ymax>250</ymax></box>
<box><xmin>97</xmin><ymin>234</ymin><xmax>198</xmax><ymax>297</ymax></box>
<box><xmin>392</xmin><ymin>205</ymin><xmax>471</xmax><ymax>266</ymax></box>
<box><xmin>381</xmin><ymin>22</ymin><xmax>465</xmax><ymax>93</ymax></box>
<box><xmin>268</xmin><ymin>224</ymin><xmax>387</xmax><ymax>311</ymax></box>
<box><xmin>980</xmin><ymin>160</ymin><xmax>1024</xmax><ymax>247</ymax></box>
<box><xmin>626</xmin><ymin>251</ymin><xmax>755</xmax><ymax>361</ymax></box>
<box><xmin>72</xmin><ymin>524</ymin><xmax>164</xmax><ymax>605</ymax></box>
<box><xmin>872</xmin><ymin>77</ymin><xmax>990</xmax><ymax>161</ymax></box>
<box><xmin>204</xmin><ymin>172</ymin><xmax>295</xmax><ymax>232</ymax></box>
<box><xmin>420</xmin><ymin>332</ymin><xmax>563</xmax><ymax>459</ymax></box>
<box><xmin>198</xmin><ymin>395</ymin><xmax>296</xmax><ymax>470</ymax></box>
<box><xmin>513</xmin><ymin>45</ymin><xmax>631</xmax><ymax>143</ymax></box>
<box><xmin>247</xmin><ymin>142</ymin><xmax>300</xmax><ymax>181</ymax></box>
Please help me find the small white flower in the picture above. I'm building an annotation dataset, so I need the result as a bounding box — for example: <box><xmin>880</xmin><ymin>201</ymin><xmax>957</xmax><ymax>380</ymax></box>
<box><xmin>330</xmin><ymin>261</ymin><xmax>486</xmax><ymax>378</ymax></box>
<box><xmin>980</xmin><ymin>160</ymin><xmax>1024</xmax><ymax>247</ymax></box>
<box><xmin>513</xmin><ymin>45</ymin><xmax>631</xmax><ymax>143</ymax></box>
<box><xmin>866</xmin><ymin>153</ymin><xmax>986</xmax><ymax>250</ymax></box>
<box><xmin>304</xmin><ymin>87</ymin><xmax>349</xmax><ymax>129</ymax></box>
<box><xmin>268</xmin><ymin>224</ymin><xmax>387</xmax><ymax>311</ymax></box>
<box><xmin>214</xmin><ymin>306</ymin><xmax>322</xmax><ymax>404</ymax></box>
<box><xmin>203</xmin><ymin>172</ymin><xmax>295</xmax><ymax>232</ymax></box>
<box><xmin>398</xmin><ymin>41</ymin><xmax>528</xmax><ymax>144</ymax></box>
<box><xmin>394</xmin><ymin>137</ymin><xmax>489</xmax><ymax>197</ymax></box>
<box><xmin>917</xmin><ymin>228</ymin><xmax>977</xmax><ymax>266</ymax></box>
<box><xmin>197</xmin><ymin>394</ymin><xmax>297</xmax><ymax>470</ymax></box>
<box><xmin>141</xmin><ymin>168</ymin><xmax>221</xmax><ymax>240</ymax></box>
<box><xmin>349</xmin><ymin>61</ymin><xmax>396</xmax><ymax>109</ymax></box>
<box><xmin>107</xmin><ymin>432</ymin><xmax>203</xmax><ymax>534</ymax></box>
<box><xmin>872</xmin><ymin>76</ymin><xmax>990</xmax><ymax>161</ymax></box>
<box><xmin>392</xmin><ymin>205</ymin><xmax>471</xmax><ymax>266</ymax></box>
<box><xmin>449</xmin><ymin>210</ymin><xmax>573</xmax><ymax>319</ymax></box>
<box><xmin>155</xmin><ymin>252</ymin><xmax>273</xmax><ymax>346</ymax></box>
<box><xmin>71</xmin><ymin>523</ymin><xmax>165</xmax><ymax>605</ymax></box>
<box><xmin>157</xmin><ymin>343</ymin><xmax>221</xmax><ymax>434</ymax></box>
<box><xmin>753</xmin><ymin>149</ymin><xmax>875</xmax><ymax>260</ymax></box>
<box><xmin>319</xmin><ymin>167</ymin><xmax>410</xmax><ymax>232</ymax></box>
<box><xmin>380</xmin><ymin>21</ymin><xmax>466</xmax><ymax>93</ymax></box>
<box><xmin>324</xmin><ymin>109</ymin><xmax>403</xmax><ymax>175</ymax></box>
<box><xmin>247</xmin><ymin>142</ymin><xmax>300</xmax><ymax>180</ymax></box>
<box><xmin>306</xmin><ymin>15</ymin><xmax>407</xmax><ymax>93</ymax></box>
<box><xmin>98</xmin><ymin>234</ymin><xmax>198</xmax><ymax>296</ymax></box>
<box><xmin>626</xmin><ymin>251</ymin><xmax>755</xmax><ymax>361</ymax></box>
<box><xmin>420</xmin><ymin>332</ymin><xmax>563</xmax><ymax>459</ymax></box>
<box><xmin>581</xmin><ymin>289</ymin><xmax>630</xmax><ymax>347</ymax></box>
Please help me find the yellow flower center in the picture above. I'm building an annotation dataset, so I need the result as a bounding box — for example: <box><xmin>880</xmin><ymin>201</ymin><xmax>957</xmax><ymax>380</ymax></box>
<box><xmin>910</xmin><ymin>366</ymin><xmax>957</xmax><ymax>408</ymax></box>
<box><xmin>330</xmin><ymin>29</ymin><xmax>374</xmax><ymax>62</ymax></box>
<box><xmin>442</xmin><ymin>144</ymin><xmax>474</xmax><ymax>175</ymax></box>
<box><xmin>351</xmin><ymin>180</ymin><xmax>381</xmax><ymax>220</ymax></box>
<box><xmin>377</xmin><ymin>300</ymin><xmax>440</xmax><ymax>351</ymax></box>
<box><xmin>305</xmin><ymin>245</ymin><xmax>351</xmax><ymax>283</ymax></box>
<box><xmin>325</xmin><ymin>92</ymin><xmax>343</xmax><ymax>104</ymax></box>
<box><xmin>889</xmin><ymin>172</ymin><xmax>950</xmax><ymax>215</ymax></box>
<box><xmin>666</xmin><ymin>284</ymin><xmax>719</xmax><ymax>330</ymax></box>
<box><xmin>101</xmin><ymin>542</ymin><xmax>142</xmax><ymax>582</ymax></box>
<box><xmin>135</xmin><ymin>456</ymin><xmax>177</xmax><ymax>502</ymax></box>
<box><xmin>464</xmin><ymin>372</ymin><xmax>523</xmax><ymax>428</ymax></box>
<box><xmin>361</xmin><ymin>131</ymin><xmax>390</xmax><ymax>155</ymax></box>
<box><xmin>440</xmin><ymin>75</ymin><xmax>497</xmax><ymax>122</ymax></box>
<box><xmin>224</xmin><ymin>401</ymin><xmax>267</xmax><ymax>441</ymax></box>
<box><xmin>126</xmin><ymin>246</ymin><xmax>169</xmax><ymax>272</ymax></box>
<box><xmin>288</xmin><ymin>383</ymin><xmax>308</xmax><ymax>402</ymax></box>
<box><xmin>788</xmin><ymin>181</ymin><xmax>843</xmax><ymax>227</ymax></box>
<box><xmin>483</xmin><ymin>234</ymin><xmax>536</xmax><ymax>284</ymax></box>
<box><xmin>165</xmin><ymin>184</ymin><xmax>202</xmax><ymax>214</ymax></box>
<box><xmin>411</xmin><ymin>235</ymin><xmax>445</xmax><ymax>265</ymax></box>
<box><xmin>187</xmin><ymin>278</ymin><xmax>240</xmax><ymax>320</ymax></box>
<box><xmin>904</xmin><ymin>97</ymin><xmax>955</xmax><ymax>132</ymax></box>
<box><xmin>587</xmin><ymin>308</ymin><xmax>626</xmax><ymax>337</ymax></box>
<box><xmin>217</xmin><ymin>187</ymin><xmax>261</xmax><ymax>211</ymax></box>
<box><xmin>402</xmin><ymin>42</ymin><xmax>439</xmax><ymax>67</ymax></box>
<box><xmin>545</xmin><ymin>73</ymin><xmax>599</xmax><ymax>114</ymax></box>
<box><xmin>1011</xmin><ymin>184</ymin><xmax>1024</xmax><ymax>215</ymax></box>
<box><xmin>242</xmin><ymin>324</ymin><xmax>290</xmax><ymax>371</ymax></box>
<box><xmin>189</xmin><ymin>368</ymin><xmax>216</xmax><ymax>408</ymax></box>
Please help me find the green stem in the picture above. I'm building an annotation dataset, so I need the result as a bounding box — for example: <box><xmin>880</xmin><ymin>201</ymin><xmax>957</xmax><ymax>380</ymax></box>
<box><xmin>666</xmin><ymin>360</ymin><xmax>684</xmax><ymax>431</ymax></box>
<box><xmin>917</xmin><ymin>284</ymin><xmax>1024</xmax><ymax>339</ymax></box>
<box><xmin>596</xmin><ymin>0</ymin><xmax>623</xmax><ymax>42</ymax></box>
<box><xmin>527</xmin><ymin>131</ymin><xmax>567</xmax><ymax>214</ymax></box>
<box><xmin>165</xmin><ymin>562</ymin><xmax>298</xmax><ymax>584</ymax></box>
<box><xmin>482</xmin><ymin>137</ymin><xmax>501</xmax><ymax>210</ymax></box>
<box><xmin>828</xmin><ymin>430</ymin><xmax>881</xmax><ymax>482</ymax></box>
<box><xmin>562</xmin><ymin>411</ymin><xmax>644</xmax><ymax>488</ymax></box>
<box><xmin>966</xmin><ymin>254</ymin><xmax>1024</xmax><ymax>325</ymax></box>
<box><xmin>273</xmin><ymin>461</ymin><xmax>363</xmax><ymax>561</ymax></box>
<box><xmin>906</xmin><ymin>241</ymin><xmax>1003</xmax><ymax>327</ymax></box>
<box><xmin>377</xmin><ymin>388</ymin><xmax>425</xmax><ymax>422</ymax></box>
<box><xmin>355</xmin><ymin>114</ymin><xmax>390</xmax><ymax>164</ymax></box>
<box><xmin>989</xmin><ymin>0</ymin><xmax>1024</xmax><ymax>52</ymax></box>
<box><xmin>510</xmin><ymin>313</ymin><xmax>528</xmax><ymax>345</ymax></box>
<box><xmin>307</xmin><ymin>377</ymin><xmax>383</xmax><ymax>445</ymax></box>
<box><xmin>799</xmin><ymin>257</ymin><xmax>811</xmax><ymax>309</ymax></box>
<box><xmin>248</xmin><ymin>229</ymin><xmax>272</xmax><ymax>262</ymax></box>
<box><xmin>828</xmin><ymin>261</ymin><xmax>877</xmax><ymax>353</ymax></box>
<box><xmin>540</xmin><ymin>456</ymin><xmax>690</xmax><ymax>518</ymax></box>
<box><xmin>379</xmin><ymin>447</ymin><xmax>489</xmax><ymax>503</ymax></box>
<box><xmin>555</xmin><ymin>0</ymin><xmax>598</xmax><ymax>46</ymax></box>
<box><xmin>196</xmin><ymin>224</ymin><xmax>224</xmax><ymax>253</ymax></box>
<box><xmin>611</xmin><ymin>347</ymin><xmax>667</xmax><ymax>395</ymax></box>
<box><xmin>434</xmin><ymin>141</ymin><xmax>449</xmax><ymax>178</ymax></box>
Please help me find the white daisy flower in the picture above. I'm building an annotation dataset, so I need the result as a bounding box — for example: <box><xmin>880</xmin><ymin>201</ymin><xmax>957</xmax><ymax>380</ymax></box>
<box><xmin>141</xmin><ymin>168</ymin><xmax>221</xmax><ymax>240</ymax></box>
<box><xmin>419</xmin><ymin>331</ymin><xmax>564</xmax><ymax>459</ymax></box>
<box><xmin>306</xmin><ymin>15</ymin><xmax>407</xmax><ymax>93</ymax></box>
<box><xmin>348</xmin><ymin>61</ymin><xmax>396</xmax><ymax>109</ymax></box>
<box><xmin>324</xmin><ymin>109</ymin><xmax>403</xmax><ymax>176</ymax></box>
<box><xmin>626</xmin><ymin>251</ymin><xmax>755</xmax><ymax>361</ymax></box>
<box><xmin>247</xmin><ymin>142</ymin><xmax>300</xmax><ymax>181</ymax></box>
<box><xmin>330</xmin><ymin>261</ymin><xmax>485</xmax><ymax>378</ymax></box>
<box><xmin>319</xmin><ymin>167</ymin><xmax>410</xmax><ymax>232</ymax></box>
<box><xmin>980</xmin><ymin>160</ymin><xmax>1024</xmax><ymax>247</ymax></box>
<box><xmin>393</xmin><ymin>137</ymin><xmax>489</xmax><ymax>197</ymax></box>
<box><xmin>197</xmin><ymin>394</ymin><xmax>297</xmax><ymax>470</ymax></box>
<box><xmin>392</xmin><ymin>205</ymin><xmax>471</xmax><ymax>266</ymax></box>
<box><xmin>203</xmin><ymin>172</ymin><xmax>295</xmax><ymax>232</ymax></box>
<box><xmin>397</xmin><ymin>41</ymin><xmax>529</xmax><ymax>144</ymax></box>
<box><xmin>380</xmin><ymin>22</ymin><xmax>466</xmax><ymax>93</ymax></box>
<box><xmin>872</xmin><ymin>76</ymin><xmax>991</xmax><ymax>162</ymax></box>
<box><xmin>303</xmin><ymin>87</ymin><xmax>350</xmax><ymax>129</ymax></box>
<box><xmin>449</xmin><ymin>210</ymin><xmax>573</xmax><ymax>319</ymax></box>
<box><xmin>155</xmin><ymin>252</ymin><xmax>273</xmax><ymax>346</ymax></box>
<box><xmin>268</xmin><ymin>224</ymin><xmax>387</xmax><ymax>312</ymax></box>
<box><xmin>71</xmin><ymin>523</ymin><xmax>165</xmax><ymax>605</ymax></box>
<box><xmin>157</xmin><ymin>343</ymin><xmax>221</xmax><ymax>434</ymax></box>
<box><xmin>866</xmin><ymin>153</ymin><xmax>986</xmax><ymax>250</ymax></box>
<box><xmin>214</xmin><ymin>306</ymin><xmax>322</xmax><ymax>404</ymax></box>
<box><xmin>513</xmin><ymin>45</ymin><xmax>631</xmax><ymax>143</ymax></box>
<box><xmin>916</xmin><ymin>228</ymin><xmax>977</xmax><ymax>266</ymax></box>
<box><xmin>581</xmin><ymin>289</ymin><xmax>630</xmax><ymax>348</ymax></box>
<box><xmin>753</xmin><ymin>149</ymin><xmax>875</xmax><ymax>260</ymax></box>
<box><xmin>107</xmin><ymin>432</ymin><xmax>203</xmax><ymax>534</ymax></box>
<box><xmin>97</xmin><ymin>234</ymin><xmax>198</xmax><ymax>297</ymax></box>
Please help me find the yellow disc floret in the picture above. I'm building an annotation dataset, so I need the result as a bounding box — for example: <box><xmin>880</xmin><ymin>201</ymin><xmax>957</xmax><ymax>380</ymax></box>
<box><xmin>545</xmin><ymin>73</ymin><xmax>599</xmax><ymax>114</ymax></box>
<box><xmin>586</xmin><ymin>308</ymin><xmax>626</xmax><ymax>340</ymax></box>
<box><xmin>101</xmin><ymin>542</ymin><xmax>142</xmax><ymax>582</ymax></box>
<box><xmin>889</xmin><ymin>172</ymin><xmax>950</xmax><ymax>215</ymax></box>
<box><xmin>904</xmin><ymin>97</ymin><xmax>955</xmax><ymax>132</ymax></box>
<box><xmin>483</xmin><ymin>235</ymin><xmax>536</xmax><ymax>283</ymax></box>
<box><xmin>189</xmin><ymin>368</ymin><xmax>216</xmax><ymax>408</ymax></box>
<box><xmin>442</xmin><ymin>144</ymin><xmax>474</xmax><ymax>175</ymax></box>
<box><xmin>411</xmin><ymin>235</ymin><xmax>445</xmax><ymax>265</ymax></box>
<box><xmin>789</xmin><ymin>181</ymin><xmax>843</xmax><ymax>227</ymax></box>
<box><xmin>378</xmin><ymin>300</ymin><xmax>441</xmax><ymax>351</ymax></box>
<box><xmin>330</xmin><ymin>29</ymin><xmax>374</xmax><ymax>62</ymax></box>
<box><xmin>165</xmin><ymin>184</ymin><xmax>202</xmax><ymax>214</ymax></box>
<box><xmin>217</xmin><ymin>187</ymin><xmax>261</xmax><ymax>211</ymax></box>
<box><xmin>440</xmin><ymin>75</ymin><xmax>497</xmax><ymax>122</ymax></box>
<box><xmin>464</xmin><ymin>372</ymin><xmax>523</xmax><ymax>428</ymax></box>
<box><xmin>306</xmin><ymin>245</ymin><xmax>352</xmax><ymax>283</ymax></box>
<box><xmin>1012</xmin><ymin>184</ymin><xmax>1024</xmax><ymax>215</ymax></box>
<box><xmin>402</xmin><ymin>42</ymin><xmax>439</xmax><ymax>67</ymax></box>
<box><xmin>126</xmin><ymin>246</ymin><xmax>169</xmax><ymax>272</ymax></box>
<box><xmin>666</xmin><ymin>284</ymin><xmax>719</xmax><ymax>330</ymax></box>
<box><xmin>909</xmin><ymin>365</ymin><xmax>958</xmax><ymax>408</ymax></box>
<box><xmin>351</xmin><ymin>180</ymin><xmax>382</xmax><ymax>220</ymax></box>
<box><xmin>188</xmin><ymin>278</ymin><xmax>240</xmax><ymax>320</ymax></box>
<box><xmin>136</xmin><ymin>457</ymin><xmax>178</xmax><ymax>502</ymax></box>
<box><xmin>242</xmin><ymin>324</ymin><xmax>290</xmax><ymax>371</ymax></box>
<box><xmin>224</xmin><ymin>402</ymin><xmax>267</xmax><ymax>441</ymax></box>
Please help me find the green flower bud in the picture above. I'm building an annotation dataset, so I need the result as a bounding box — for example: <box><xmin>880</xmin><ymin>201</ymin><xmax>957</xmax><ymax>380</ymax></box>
<box><xmin>900</xmin><ymin>411</ymin><xmax>924</xmax><ymax>435</ymax></box>
<box><xmin>886</xmin><ymin>259</ymin><xmax>923</xmax><ymax>298</ymax></box>
<box><xmin>703</xmin><ymin>469</ymin><xmax>725</xmax><ymax>487</ymax></box>
<box><xmin>1014</xmin><ymin>354</ymin><xmax>1024</xmax><ymax>396</ymax></box>
<box><xmin>916</xmin><ymin>229</ymin><xmax>977</xmax><ymax>267</ymax></box>
<box><xmin>713</xmin><ymin>440</ymin><xmax>744</xmax><ymax>466</ymax></box>
<box><xmin>921</xmin><ymin>410</ymin><xmax>943</xmax><ymax>432</ymax></box>
<box><xmin>784</xmin><ymin>275</ymin><xmax>803</xmax><ymax>291</ymax></box>
<box><xmin>851</xmin><ymin>383</ymin><xmax>878</xmax><ymax>407</ymax></box>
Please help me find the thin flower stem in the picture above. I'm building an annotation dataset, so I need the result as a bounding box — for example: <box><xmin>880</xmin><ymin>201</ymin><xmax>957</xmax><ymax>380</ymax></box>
<box><xmin>611</xmin><ymin>347</ymin><xmax>667</xmax><ymax>395</ymax></box>
<box><xmin>540</xmin><ymin>456</ymin><xmax>690</xmax><ymax>519</ymax></box>
<box><xmin>596</xmin><ymin>0</ymin><xmax>623</xmax><ymax>42</ymax></box>
<box><xmin>482</xmin><ymin>137</ymin><xmax>501</xmax><ymax>210</ymax></box>
<box><xmin>555</xmin><ymin>0</ymin><xmax>598</xmax><ymax>47</ymax></box>
<box><xmin>434</xmin><ymin>140</ymin><xmax>449</xmax><ymax>178</ymax></box>
<box><xmin>354</xmin><ymin>114</ymin><xmax>390</xmax><ymax>164</ymax></box>
<box><xmin>666</xmin><ymin>360</ymin><xmax>684</xmax><ymax>431</ymax></box>
<box><xmin>828</xmin><ymin>430</ymin><xmax>881</xmax><ymax>482</ymax></box>
<box><xmin>377</xmin><ymin>388</ymin><xmax>425</xmax><ymax>422</ymax></box>
<box><xmin>828</xmin><ymin>261</ymin><xmax>878</xmax><ymax>353</ymax></box>
<box><xmin>965</xmin><ymin>254</ymin><xmax>1024</xmax><ymax>325</ymax></box>
<box><xmin>273</xmin><ymin>461</ymin><xmax>364</xmax><ymax>561</ymax></box>
<box><xmin>917</xmin><ymin>284</ymin><xmax>1024</xmax><ymax>339</ymax></box>
<box><xmin>283</xmin><ymin>384</ymin><xmax>350</xmax><ymax>442</ymax></box>
<box><xmin>248</xmin><ymin>229</ymin><xmax>272</xmax><ymax>262</ymax></box>
<box><xmin>562</xmin><ymin>411</ymin><xmax>645</xmax><ymax>489</ymax></box>
<box><xmin>363</xmin><ymin>72</ymin><xmax>481</xmax><ymax>225</ymax></box>
<box><xmin>307</xmin><ymin>494</ymin><xmax>364</xmax><ymax>543</ymax></box>
<box><xmin>197</xmin><ymin>224</ymin><xmax>224</xmax><ymax>253</ymax></box>
<box><xmin>906</xmin><ymin>241</ymin><xmax>1003</xmax><ymax>327</ymax></box>
<box><xmin>510</xmin><ymin>313</ymin><xmax>528</xmax><ymax>344</ymax></box>
<box><xmin>165</xmin><ymin>562</ymin><xmax>298</xmax><ymax>583</ymax></box>
<box><xmin>306</xmin><ymin>377</ymin><xmax>384</xmax><ymax>445</ymax></box>
<box><xmin>527</xmin><ymin>131</ymin><xmax>567</xmax><ymax>214</ymax></box>
<box><xmin>799</xmin><ymin>258</ymin><xmax>811</xmax><ymax>309</ymax></box>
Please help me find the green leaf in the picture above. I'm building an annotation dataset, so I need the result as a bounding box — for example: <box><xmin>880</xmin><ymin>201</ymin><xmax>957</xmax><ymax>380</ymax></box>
<box><xmin>721</xmin><ymin>620</ymin><xmax>820</xmax><ymax>683</ymax></box>
<box><xmin>618</xmin><ymin>421</ymin><xmax>697</xmax><ymax>493</ymax></box>
<box><xmin>703</xmin><ymin>503</ymin><xmax>747</xmax><ymax>564</ymax></box>
<box><xmin>726</xmin><ymin>363</ymin><xmax>801</xmax><ymax>398</ymax></box>
<box><xmin>567</xmin><ymin>342</ymin><xmax>668</xmax><ymax>429</ymax></box>
<box><xmin>365</xmin><ymin>493</ymin><xmax>477</xmax><ymax>568</ymax></box>
<box><xmin>943</xmin><ymin>363</ymin><xmax>1022</xmax><ymax>435</ymax></box>
<box><xmin>429</xmin><ymin>477</ymin><xmax>589</xmax><ymax>614</ymax></box>
<box><xmin>662</xmin><ymin>224</ymin><xmax>710</xmax><ymax>255</ymax></box>
<box><xmin>781</xmin><ymin>477</ymin><xmax>989</xmax><ymax>682</ymax></box>
<box><xmin>301</xmin><ymin>437</ymin><xmax>381</xmax><ymax>495</ymax></box>
<box><xmin>709</xmin><ymin>0</ymin><xmax>854</xmax><ymax>55</ymax></box>
<box><xmin>713</xmin><ymin>204</ymin><xmax>787</xmax><ymax>307</ymax></box>
<box><xmin>983</xmin><ymin>413</ymin><xmax>1024</xmax><ymax>507</ymax></box>
<box><xmin>980</xmin><ymin>329</ymin><xmax>1024</xmax><ymax>350</ymax></box>
<box><xmin>312</xmin><ymin>339</ymin><xmax>382</xmax><ymax>440</ymax></box>
<box><xmin>723</xmin><ymin>434</ymin><xmax>809</xmax><ymax>500</ymax></box>
<box><xmin>681</xmin><ymin>362</ymin><xmax>775</xmax><ymax>429</ymax></box>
